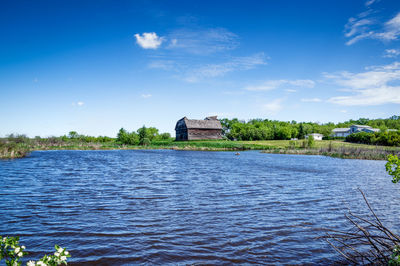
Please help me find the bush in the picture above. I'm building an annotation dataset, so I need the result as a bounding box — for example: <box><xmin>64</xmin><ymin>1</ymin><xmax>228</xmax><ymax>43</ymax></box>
<box><xmin>346</xmin><ymin>131</ymin><xmax>400</xmax><ymax>146</ymax></box>
<box><xmin>140</xmin><ymin>138</ymin><xmax>150</xmax><ymax>146</ymax></box>
<box><xmin>386</xmin><ymin>154</ymin><xmax>400</xmax><ymax>183</ymax></box>
<box><xmin>0</xmin><ymin>236</ymin><xmax>70</xmax><ymax>265</ymax></box>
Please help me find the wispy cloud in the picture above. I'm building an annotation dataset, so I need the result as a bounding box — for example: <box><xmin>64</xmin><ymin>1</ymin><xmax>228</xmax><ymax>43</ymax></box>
<box><xmin>33</xmin><ymin>77</ymin><xmax>38</xmax><ymax>83</ymax></box>
<box><xmin>142</xmin><ymin>26</ymin><xmax>267</xmax><ymax>83</ymax></box>
<box><xmin>150</xmin><ymin>53</ymin><xmax>268</xmax><ymax>82</ymax></box>
<box><xmin>345</xmin><ymin>9</ymin><xmax>400</xmax><ymax>45</ymax></box>
<box><xmin>141</xmin><ymin>94</ymin><xmax>152</xmax><ymax>98</ymax></box>
<box><xmin>384</xmin><ymin>48</ymin><xmax>400</xmax><ymax>58</ymax></box>
<box><xmin>134</xmin><ymin>32</ymin><xmax>164</xmax><ymax>49</ymax></box>
<box><xmin>184</xmin><ymin>53</ymin><xmax>267</xmax><ymax>82</ymax></box>
<box><xmin>326</xmin><ymin>62</ymin><xmax>400</xmax><ymax>105</ymax></box>
<box><xmin>301</xmin><ymin>98</ymin><xmax>322</xmax><ymax>102</ymax></box>
<box><xmin>365</xmin><ymin>0</ymin><xmax>379</xmax><ymax>7</ymax></box>
<box><xmin>166</xmin><ymin>27</ymin><xmax>238</xmax><ymax>55</ymax></box>
<box><xmin>245</xmin><ymin>79</ymin><xmax>315</xmax><ymax>91</ymax></box>
<box><xmin>148</xmin><ymin>60</ymin><xmax>176</xmax><ymax>71</ymax></box>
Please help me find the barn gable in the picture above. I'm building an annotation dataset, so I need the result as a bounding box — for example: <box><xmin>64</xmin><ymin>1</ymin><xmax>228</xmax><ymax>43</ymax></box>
<box><xmin>175</xmin><ymin>116</ymin><xmax>223</xmax><ymax>141</ymax></box>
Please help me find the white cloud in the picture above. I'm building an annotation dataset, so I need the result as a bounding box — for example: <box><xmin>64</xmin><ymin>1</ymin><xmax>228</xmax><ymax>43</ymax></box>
<box><xmin>384</xmin><ymin>49</ymin><xmax>400</xmax><ymax>58</ymax></box>
<box><xmin>340</xmin><ymin>110</ymin><xmax>348</xmax><ymax>113</ymax></box>
<box><xmin>245</xmin><ymin>79</ymin><xmax>315</xmax><ymax>91</ymax></box>
<box><xmin>345</xmin><ymin>11</ymin><xmax>400</xmax><ymax>45</ymax></box>
<box><xmin>134</xmin><ymin>32</ymin><xmax>164</xmax><ymax>49</ymax></box>
<box><xmin>375</xmin><ymin>12</ymin><xmax>400</xmax><ymax>41</ymax></box>
<box><xmin>345</xmin><ymin>18</ymin><xmax>374</xmax><ymax>38</ymax></box>
<box><xmin>141</xmin><ymin>94</ymin><xmax>152</xmax><ymax>98</ymax></box>
<box><xmin>326</xmin><ymin>62</ymin><xmax>400</xmax><ymax>105</ymax></box>
<box><xmin>301</xmin><ymin>98</ymin><xmax>322</xmax><ymax>102</ymax></box>
<box><xmin>262</xmin><ymin>99</ymin><xmax>283</xmax><ymax>114</ymax></box>
<box><xmin>285</xmin><ymin>89</ymin><xmax>297</xmax><ymax>93</ymax></box>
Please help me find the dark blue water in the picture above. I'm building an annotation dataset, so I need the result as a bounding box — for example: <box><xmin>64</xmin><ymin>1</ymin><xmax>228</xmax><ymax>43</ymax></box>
<box><xmin>1</xmin><ymin>150</ymin><xmax>399</xmax><ymax>265</ymax></box>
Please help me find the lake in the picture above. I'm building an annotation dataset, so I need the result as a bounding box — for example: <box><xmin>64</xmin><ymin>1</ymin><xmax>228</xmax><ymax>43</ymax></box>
<box><xmin>1</xmin><ymin>150</ymin><xmax>399</xmax><ymax>265</ymax></box>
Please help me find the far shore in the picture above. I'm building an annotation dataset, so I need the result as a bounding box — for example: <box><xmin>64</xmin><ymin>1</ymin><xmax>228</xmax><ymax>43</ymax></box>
<box><xmin>1</xmin><ymin>139</ymin><xmax>400</xmax><ymax>160</ymax></box>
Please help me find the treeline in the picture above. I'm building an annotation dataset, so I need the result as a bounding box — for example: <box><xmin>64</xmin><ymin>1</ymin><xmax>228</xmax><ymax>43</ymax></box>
<box><xmin>220</xmin><ymin>115</ymin><xmax>400</xmax><ymax>141</ymax></box>
<box><xmin>117</xmin><ymin>126</ymin><xmax>171</xmax><ymax>145</ymax></box>
<box><xmin>346</xmin><ymin>131</ymin><xmax>400</xmax><ymax>146</ymax></box>
<box><xmin>3</xmin><ymin>132</ymin><xmax>115</xmax><ymax>145</ymax></box>
<box><xmin>3</xmin><ymin>127</ymin><xmax>173</xmax><ymax>146</ymax></box>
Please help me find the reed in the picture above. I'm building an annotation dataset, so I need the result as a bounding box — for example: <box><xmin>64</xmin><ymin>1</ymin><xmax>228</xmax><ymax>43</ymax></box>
<box><xmin>261</xmin><ymin>145</ymin><xmax>400</xmax><ymax>160</ymax></box>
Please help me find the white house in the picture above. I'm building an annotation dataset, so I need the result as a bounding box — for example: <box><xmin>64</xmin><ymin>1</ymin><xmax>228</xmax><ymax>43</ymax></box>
<box><xmin>306</xmin><ymin>133</ymin><xmax>323</xmax><ymax>141</ymax></box>
<box><xmin>332</xmin><ymin>125</ymin><xmax>380</xmax><ymax>137</ymax></box>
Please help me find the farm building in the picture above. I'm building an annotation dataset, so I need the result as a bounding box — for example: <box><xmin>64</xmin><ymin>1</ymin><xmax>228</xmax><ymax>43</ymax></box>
<box><xmin>305</xmin><ymin>133</ymin><xmax>323</xmax><ymax>141</ymax></box>
<box><xmin>175</xmin><ymin>116</ymin><xmax>223</xmax><ymax>141</ymax></box>
<box><xmin>332</xmin><ymin>125</ymin><xmax>380</xmax><ymax>137</ymax></box>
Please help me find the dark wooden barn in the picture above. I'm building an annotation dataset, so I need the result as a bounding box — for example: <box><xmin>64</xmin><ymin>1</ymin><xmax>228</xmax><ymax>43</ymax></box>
<box><xmin>175</xmin><ymin>116</ymin><xmax>223</xmax><ymax>141</ymax></box>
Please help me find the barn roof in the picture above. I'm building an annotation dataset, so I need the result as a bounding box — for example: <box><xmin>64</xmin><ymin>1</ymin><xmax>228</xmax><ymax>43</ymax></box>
<box><xmin>177</xmin><ymin>116</ymin><xmax>222</xmax><ymax>129</ymax></box>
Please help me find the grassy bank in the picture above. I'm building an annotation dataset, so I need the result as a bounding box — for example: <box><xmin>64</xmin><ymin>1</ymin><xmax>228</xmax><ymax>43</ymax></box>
<box><xmin>261</xmin><ymin>145</ymin><xmax>400</xmax><ymax>160</ymax></box>
<box><xmin>1</xmin><ymin>138</ymin><xmax>400</xmax><ymax>160</ymax></box>
<box><xmin>0</xmin><ymin>142</ymin><xmax>30</xmax><ymax>159</ymax></box>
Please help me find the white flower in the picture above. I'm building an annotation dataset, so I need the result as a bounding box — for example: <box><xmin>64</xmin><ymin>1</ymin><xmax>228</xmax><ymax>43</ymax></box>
<box><xmin>27</xmin><ymin>261</ymin><xmax>36</xmax><ymax>266</ymax></box>
<box><xmin>60</xmin><ymin>256</ymin><xmax>67</xmax><ymax>261</ymax></box>
<box><xmin>14</xmin><ymin>247</ymin><xmax>20</xmax><ymax>253</ymax></box>
<box><xmin>57</xmin><ymin>247</ymin><xmax>63</xmax><ymax>253</ymax></box>
<box><xmin>21</xmin><ymin>245</ymin><xmax>26</xmax><ymax>249</ymax></box>
<box><xmin>17</xmin><ymin>251</ymin><xmax>23</xmax><ymax>257</ymax></box>
<box><xmin>54</xmin><ymin>252</ymin><xmax>60</xmax><ymax>256</ymax></box>
<box><xmin>64</xmin><ymin>251</ymin><xmax>69</xmax><ymax>255</ymax></box>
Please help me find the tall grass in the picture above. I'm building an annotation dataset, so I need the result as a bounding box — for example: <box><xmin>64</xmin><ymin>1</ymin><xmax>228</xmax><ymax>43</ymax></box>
<box><xmin>261</xmin><ymin>144</ymin><xmax>400</xmax><ymax>160</ymax></box>
<box><xmin>0</xmin><ymin>142</ymin><xmax>30</xmax><ymax>159</ymax></box>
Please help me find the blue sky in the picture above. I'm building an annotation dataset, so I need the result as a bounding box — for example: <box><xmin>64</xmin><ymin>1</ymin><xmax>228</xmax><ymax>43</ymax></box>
<box><xmin>1</xmin><ymin>0</ymin><xmax>400</xmax><ymax>137</ymax></box>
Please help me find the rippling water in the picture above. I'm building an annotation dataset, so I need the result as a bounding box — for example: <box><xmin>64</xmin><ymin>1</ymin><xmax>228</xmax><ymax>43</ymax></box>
<box><xmin>1</xmin><ymin>150</ymin><xmax>399</xmax><ymax>264</ymax></box>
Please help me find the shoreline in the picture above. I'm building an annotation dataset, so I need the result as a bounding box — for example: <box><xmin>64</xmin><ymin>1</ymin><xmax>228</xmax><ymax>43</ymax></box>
<box><xmin>1</xmin><ymin>140</ymin><xmax>400</xmax><ymax>160</ymax></box>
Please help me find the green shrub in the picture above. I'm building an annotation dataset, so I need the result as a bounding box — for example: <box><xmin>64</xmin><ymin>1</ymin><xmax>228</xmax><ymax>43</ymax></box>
<box><xmin>0</xmin><ymin>236</ymin><xmax>70</xmax><ymax>265</ymax></box>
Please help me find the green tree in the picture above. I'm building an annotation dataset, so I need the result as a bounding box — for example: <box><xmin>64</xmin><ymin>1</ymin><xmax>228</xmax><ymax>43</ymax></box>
<box><xmin>68</xmin><ymin>131</ymin><xmax>78</xmax><ymax>139</ymax></box>
<box><xmin>307</xmin><ymin>135</ymin><xmax>315</xmax><ymax>148</ymax></box>
<box><xmin>146</xmin><ymin>127</ymin><xmax>159</xmax><ymax>141</ymax></box>
<box><xmin>298</xmin><ymin>123</ymin><xmax>305</xmax><ymax>139</ymax></box>
<box><xmin>137</xmin><ymin>126</ymin><xmax>148</xmax><ymax>145</ymax></box>
<box><xmin>386</xmin><ymin>154</ymin><xmax>400</xmax><ymax>183</ymax></box>
<box><xmin>158</xmin><ymin>133</ymin><xmax>171</xmax><ymax>140</ymax></box>
<box><xmin>275</xmin><ymin>126</ymin><xmax>292</xmax><ymax>140</ymax></box>
<box><xmin>117</xmin><ymin>128</ymin><xmax>139</xmax><ymax>145</ymax></box>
